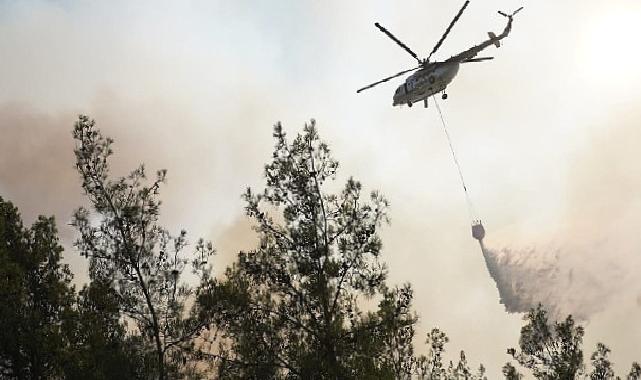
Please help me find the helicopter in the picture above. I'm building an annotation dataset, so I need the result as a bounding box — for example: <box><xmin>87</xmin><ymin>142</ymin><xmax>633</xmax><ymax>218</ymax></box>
<box><xmin>357</xmin><ymin>2</ymin><xmax>523</xmax><ymax>108</ymax></box>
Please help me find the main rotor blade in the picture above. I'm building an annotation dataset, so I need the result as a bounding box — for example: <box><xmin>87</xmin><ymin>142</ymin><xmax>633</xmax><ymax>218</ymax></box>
<box><xmin>374</xmin><ymin>22</ymin><xmax>421</xmax><ymax>63</ymax></box>
<box><xmin>428</xmin><ymin>0</ymin><xmax>471</xmax><ymax>61</ymax></box>
<box><xmin>356</xmin><ymin>67</ymin><xmax>420</xmax><ymax>93</ymax></box>
<box><xmin>462</xmin><ymin>56</ymin><xmax>494</xmax><ymax>62</ymax></box>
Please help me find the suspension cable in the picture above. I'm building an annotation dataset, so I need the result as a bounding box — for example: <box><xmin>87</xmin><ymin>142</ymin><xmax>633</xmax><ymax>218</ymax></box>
<box><xmin>433</xmin><ymin>96</ymin><xmax>477</xmax><ymax>221</ymax></box>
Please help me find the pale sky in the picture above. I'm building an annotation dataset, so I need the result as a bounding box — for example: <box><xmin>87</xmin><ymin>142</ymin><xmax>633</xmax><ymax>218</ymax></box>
<box><xmin>1</xmin><ymin>1</ymin><xmax>641</xmax><ymax>378</ymax></box>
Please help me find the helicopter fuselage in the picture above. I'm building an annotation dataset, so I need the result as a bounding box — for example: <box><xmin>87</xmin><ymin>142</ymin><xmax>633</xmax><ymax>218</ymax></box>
<box><xmin>392</xmin><ymin>61</ymin><xmax>460</xmax><ymax>107</ymax></box>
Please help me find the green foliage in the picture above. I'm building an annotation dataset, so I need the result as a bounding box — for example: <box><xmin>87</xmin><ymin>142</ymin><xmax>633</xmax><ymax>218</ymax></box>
<box><xmin>198</xmin><ymin>121</ymin><xmax>415</xmax><ymax>379</ymax></box>
<box><xmin>374</xmin><ymin>284</ymin><xmax>418</xmax><ymax>379</ymax></box>
<box><xmin>414</xmin><ymin>328</ymin><xmax>486</xmax><ymax>380</ymax></box>
<box><xmin>508</xmin><ymin>305</ymin><xmax>584</xmax><ymax>379</ymax></box>
<box><xmin>415</xmin><ymin>328</ymin><xmax>449</xmax><ymax>379</ymax></box>
<box><xmin>62</xmin><ymin>280</ymin><xmax>146</xmax><ymax>379</ymax></box>
<box><xmin>71</xmin><ymin>115</ymin><xmax>215</xmax><ymax>379</ymax></box>
<box><xmin>584</xmin><ymin>343</ymin><xmax>641</xmax><ymax>380</ymax></box>
<box><xmin>0</xmin><ymin>196</ymin><xmax>145</xmax><ymax>379</ymax></box>
<box><xmin>627</xmin><ymin>362</ymin><xmax>641</xmax><ymax>380</ymax></box>
<box><xmin>445</xmin><ymin>351</ymin><xmax>487</xmax><ymax>380</ymax></box>
<box><xmin>503</xmin><ymin>362</ymin><xmax>523</xmax><ymax>380</ymax></box>
<box><xmin>3</xmin><ymin>116</ymin><xmax>641</xmax><ymax>379</ymax></box>
<box><xmin>0</xmin><ymin>196</ymin><xmax>74</xmax><ymax>378</ymax></box>
<box><xmin>507</xmin><ymin>306</ymin><xmax>641</xmax><ymax>380</ymax></box>
<box><xmin>589</xmin><ymin>343</ymin><xmax>615</xmax><ymax>380</ymax></box>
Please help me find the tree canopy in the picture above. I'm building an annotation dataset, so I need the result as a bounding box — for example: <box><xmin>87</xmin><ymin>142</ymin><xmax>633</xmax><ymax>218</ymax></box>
<box><xmin>0</xmin><ymin>197</ymin><xmax>74</xmax><ymax>378</ymax></box>
<box><xmin>197</xmin><ymin>121</ymin><xmax>418</xmax><ymax>379</ymax></box>
<box><xmin>0</xmin><ymin>116</ymin><xmax>639</xmax><ymax>379</ymax></box>
<box><xmin>71</xmin><ymin>115</ymin><xmax>214</xmax><ymax>379</ymax></box>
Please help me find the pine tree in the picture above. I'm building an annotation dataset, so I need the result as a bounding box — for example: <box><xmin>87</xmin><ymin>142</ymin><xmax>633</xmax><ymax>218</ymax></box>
<box><xmin>197</xmin><ymin>120</ymin><xmax>416</xmax><ymax>379</ymax></box>
<box><xmin>508</xmin><ymin>305</ymin><xmax>584</xmax><ymax>380</ymax></box>
<box><xmin>0</xmin><ymin>197</ymin><xmax>75</xmax><ymax>378</ymax></box>
<box><xmin>502</xmin><ymin>362</ymin><xmax>522</xmax><ymax>380</ymax></box>
<box><xmin>589</xmin><ymin>343</ymin><xmax>615</xmax><ymax>380</ymax></box>
<box><xmin>72</xmin><ymin>115</ymin><xmax>214</xmax><ymax>379</ymax></box>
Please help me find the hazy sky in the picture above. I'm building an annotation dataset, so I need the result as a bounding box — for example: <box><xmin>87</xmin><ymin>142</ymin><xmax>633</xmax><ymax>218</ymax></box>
<box><xmin>2</xmin><ymin>1</ymin><xmax>641</xmax><ymax>377</ymax></box>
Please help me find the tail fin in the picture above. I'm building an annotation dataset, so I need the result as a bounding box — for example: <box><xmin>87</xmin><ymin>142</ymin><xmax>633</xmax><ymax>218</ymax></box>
<box><xmin>488</xmin><ymin>32</ymin><xmax>500</xmax><ymax>47</ymax></box>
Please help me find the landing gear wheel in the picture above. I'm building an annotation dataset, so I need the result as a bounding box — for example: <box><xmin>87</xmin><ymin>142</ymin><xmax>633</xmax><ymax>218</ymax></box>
<box><xmin>407</xmin><ymin>102</ymin><xmax>413</xmax><ymax>108</ymax></box>
<box><xmin>442</xmin><ymin>93</ymin><xmax>448</xmax><ymax>100</ymax></box>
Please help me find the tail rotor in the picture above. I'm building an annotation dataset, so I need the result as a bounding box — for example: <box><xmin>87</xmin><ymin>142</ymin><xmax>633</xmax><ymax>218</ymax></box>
<box><xmin>498</xmin><ymin>6</ymin><xmax>524</xmax><ymax>18</ymax></box>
